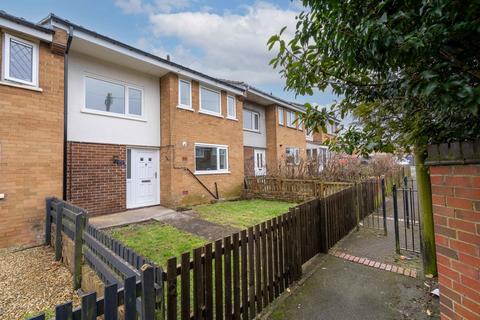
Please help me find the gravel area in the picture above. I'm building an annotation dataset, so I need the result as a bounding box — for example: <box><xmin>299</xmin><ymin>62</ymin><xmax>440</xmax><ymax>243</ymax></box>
<box><xmin>0</xmin><ymin>246</ymin><xmax>80</xmax><ymax>320</ymax></box>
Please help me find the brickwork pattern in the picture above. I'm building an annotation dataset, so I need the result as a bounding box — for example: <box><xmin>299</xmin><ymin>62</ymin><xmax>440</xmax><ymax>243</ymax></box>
<box><xmin>67</xmin><ymin>141</ymin><xmax>126</xmax><ymax>215</ymax></box>
<box><xmin>244</xmin><ymin>146</ymin><xmax>254</xmax><ymax>176</ymax></box>
<box><xmin>430</xmin><ymin>164</ymin><xmax>480</xmax><ymax>320</ymax></box>
<box><xmin>0</xmin><ymin>33</ymin><xmax>65</xmax><ymax>248</ymax></box>
<box><xmin>160</xmin><ymin>73</ymin><xmax>245</xmax><ymax>207</ymax></box>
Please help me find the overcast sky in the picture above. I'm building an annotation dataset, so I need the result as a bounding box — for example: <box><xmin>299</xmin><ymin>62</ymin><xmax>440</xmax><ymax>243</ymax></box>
<box><xmin>3</xmin><ymin>0</ymin><xmax>340</xmax><ymax>107</ymax></box>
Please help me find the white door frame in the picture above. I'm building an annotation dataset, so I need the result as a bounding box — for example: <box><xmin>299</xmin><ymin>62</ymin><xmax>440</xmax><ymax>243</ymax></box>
<box><xmin>126</xmin><ymin>147</ymin><xmax>160</xmax><ymax>209</ymax></box>
<box><xmin>254</xmin><ymin>148</ymin><xmax>266</xmax><ymax>176</ymax></box>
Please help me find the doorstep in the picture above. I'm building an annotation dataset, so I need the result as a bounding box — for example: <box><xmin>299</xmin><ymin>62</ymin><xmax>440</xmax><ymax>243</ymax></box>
<box><xmin>89</xmin><ymin>205</ymin><xmax>176</xmax><ymax>229</ymax></box>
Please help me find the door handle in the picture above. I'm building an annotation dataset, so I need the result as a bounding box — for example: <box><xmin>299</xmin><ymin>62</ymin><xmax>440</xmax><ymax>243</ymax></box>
<box><xmin>141</xmin><ymin>180</ymin><xmax>151</xmax><ymax>183</ymax></box>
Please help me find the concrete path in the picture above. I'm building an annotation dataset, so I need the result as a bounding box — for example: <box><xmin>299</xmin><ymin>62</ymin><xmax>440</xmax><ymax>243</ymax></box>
<box><xmin>268</xmin><ymin>255</ymin><xmax>436</xmax><ymax>320</ymax></box>
<box><xmin>154</xmin><ymin>210</ymin><xmax>240</xmax><ymax>242</ymax></box>
<box><xmin>89</xmin><ymin>205</ymin><xmax>175</xmax><ymax>229</ymax></box>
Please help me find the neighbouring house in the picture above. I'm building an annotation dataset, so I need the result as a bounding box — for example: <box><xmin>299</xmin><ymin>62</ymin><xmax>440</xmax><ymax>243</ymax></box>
<box><xmin>38</xmin><ymin>14</ymin><xmax>246</xmax><ymax>213</ymax></box>
<box><xmin>426</xmin><ymin>141</ymin><xmax>480</xmax><ymax>320</ymax></box>
<box><xmin>0</xmin><ymin>11</ymin><xmax>67</xmax><ymax>248</ymax></box>
<box><xmin>306</xmin><ymin>116</ymin><xmax>340</xmax><ymax>171</ymax></box>
<box><xmin>225</xmin><ymin>81</ymin><xmax>308</xmax><ymax>176</ymax></box>
<box><xmin>0</xmin><ymin>10</ymin><xmax>325</xmax><ymax>247</ymax></box>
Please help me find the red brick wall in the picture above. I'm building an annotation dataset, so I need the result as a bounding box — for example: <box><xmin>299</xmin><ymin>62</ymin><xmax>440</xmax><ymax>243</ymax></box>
<box><xmin>244</xmin><ymin>146</ymin><xmax>254</xmax><ymax>176</ymax></box>
<box><xmin>0</xmin><ymin>31</ymin><xmax>65</xmax><ymax>248</ymax></box>
<box><xmin>67</xmin><ymin>141</ymin><xmax>126</xmax><ymax>215</ymax></box>
<box><xmin>430</xmin><ymin>164</ymin><xmax>480</xmax><ymax>320</ymax></box>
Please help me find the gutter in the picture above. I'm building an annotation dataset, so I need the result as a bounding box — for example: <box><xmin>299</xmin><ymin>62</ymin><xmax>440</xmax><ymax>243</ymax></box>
<box><xmin>62</xmin><ymin>26</ymin><xmax>73</xmax><ymax>201</ymax></box>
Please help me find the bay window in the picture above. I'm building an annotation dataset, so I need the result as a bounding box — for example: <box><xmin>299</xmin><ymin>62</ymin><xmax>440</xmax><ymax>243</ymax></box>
<box><xmin>195</xmin><ymin>144</ymin><xmax>229</xmax><ymax>174</ymax></box>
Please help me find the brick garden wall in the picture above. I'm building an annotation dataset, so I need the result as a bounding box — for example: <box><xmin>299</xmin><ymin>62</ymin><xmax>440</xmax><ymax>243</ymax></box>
<box><xmin>0</xmin><ymin>30</ymin><xmax>65</xmax><ymax>248</ymax></box>
<box><xmin>67</xmin><ymin>141</ymin><xmax>126</xmax><ymax>215</ymax></box>
<box><xmin>429</xmin><ymin>163</ymin><xmax>480</xmax><ymax>320</ymax></box>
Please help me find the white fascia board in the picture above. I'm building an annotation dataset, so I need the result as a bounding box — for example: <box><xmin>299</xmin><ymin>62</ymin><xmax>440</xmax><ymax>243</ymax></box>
<box><xmin>249</xmin><ymin>88</ymin><xmax>305</xmax><ymax>113</ymax></box>
<box><xmin>0</xmin><ymin>17</ymin><xmax>53</xmax><ymax>42</ymax></box>
<box><xmin>50</xmin><ymin>20</ymin><xmax>243</xmax><ymax>96</ymax></box>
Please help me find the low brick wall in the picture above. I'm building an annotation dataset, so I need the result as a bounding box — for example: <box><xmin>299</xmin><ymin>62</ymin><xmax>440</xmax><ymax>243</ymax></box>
<box><xmin>427</xmin><ymin>141</ymin><xmax>480</xmax><ymax>320</ymax></box>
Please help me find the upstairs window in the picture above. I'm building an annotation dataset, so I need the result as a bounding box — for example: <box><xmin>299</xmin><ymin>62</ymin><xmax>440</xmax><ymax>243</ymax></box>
<box><xmin>2</xmin><ymin>33</ymin><xmax>39</xmax><ymax>87</ymax></box>
<box><xmin>227</xmin><ymin>95</ymin><xmax>236</xmax><ymax>119</ymax></box>
<box><xmin>286</xmin><ymin>110</ymin><xmax>296</xmax><ymax>128</ymax></box>
<box><xmin>278</xmin><ymin>107</ymin><xmax>284</xmax><ymax>125</ymax></box>
<box><xmin>306</xmin><ymin>128</ymin><xmax>314</xmax><ymax>141</ymax></box>
<box><xmin>200</xmin><ymin>86</ymin><xmax>221</xmax><ymax>115</ymax></box>
<box><xmin>178</xmin><ymin>79</ymin><xmax>192</xmax><ymax>108</ymax></box>
<box><xmin>85</xmin><ymin>76</ymin><xmax>143</xmax><ymax>117</ymax></box>
<box><xmin>243</xmin><ymin>109</ymin><xmax>260</xmax><ymax>132</ymax></box>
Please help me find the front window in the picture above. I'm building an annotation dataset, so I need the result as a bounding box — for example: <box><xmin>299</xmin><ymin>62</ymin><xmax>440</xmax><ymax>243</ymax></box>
<box><xmin>243</xmin><ymin>109</ymin><xmax>260</xmax><ymax>131</ymax></box>
<box><xmin>286</xmin><ymin>147</ymin><xmax>300</xmax><ymax>165</ymax></box>
<box><xmin>306</xmin><ymin>128</ymin><xmax>314</xmax><ymax>141</ymax></box>
<box><xmin>286</xmin><ymin>111</ymin><xmax>296</xmax><ymax>128</ymax></box>
<box><xmin>178</xmin><ymin>79</ymin><xmax>192</xmax><ymax>108</ymax></box>
<box><xmin>227</xmin><ymin>95</ymin><xmax>236</xmax><ymax>118</ymax></box>
<box><xmin>278</xmin><ymin>107</ymin><xmax>284</xmax><ymax>125</ymax></box>
<box><xmin>2</xmin><ymin>33</ymin><xmax>39</xmax><ymax>87</ymax></box>
<box><xmin>195</xmin><ymin>144</ymin><xmax>229</xmax><ymax>173</ymax></box>
<box><xmin>85</xmin><ymin>76</ymin><xmax>143</xmax><ymax>117</ymax></box>
<box><xmin>200</xmin><ymin>86</ymin><xmax>221</xmax><ymax>115</ymax></box>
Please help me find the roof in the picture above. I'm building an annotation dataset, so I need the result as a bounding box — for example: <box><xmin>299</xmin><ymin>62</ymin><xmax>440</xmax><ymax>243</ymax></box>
<box><xmin>39</xmin><ymin>13</ymin><xmax>243</xmax><ymax>93</ymax></box>
<box><xmin>0</xmin><ymin>10</ymin><xmax>54</xmax><ymax>34</ymax></box>
<box><xmin>222</xmin><ymin>80</ymin><xmax>305</xmax><ymax>112</ymax></box>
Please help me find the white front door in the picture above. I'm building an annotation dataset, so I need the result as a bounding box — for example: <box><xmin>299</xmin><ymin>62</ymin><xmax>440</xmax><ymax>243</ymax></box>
<box><xmin>127</xmin><ymin>148</ymin><xmax>159</xmax><ymax>209</ymax></box>
<box><xmin>254</xmin><ymin>149</ymin><xmax>266</xmax><ymax>176</ymax></box>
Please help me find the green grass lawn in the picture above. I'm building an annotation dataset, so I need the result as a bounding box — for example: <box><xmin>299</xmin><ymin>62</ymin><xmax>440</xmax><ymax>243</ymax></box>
<box><xmin>194</xmin><ymin>199</ymin><xmax>296</xmax><ymax>229</ymax></box>
<box><xmin>109</xmin><ymin>222</ymin><xmax>207</xmax><ymax>267</ymax></box>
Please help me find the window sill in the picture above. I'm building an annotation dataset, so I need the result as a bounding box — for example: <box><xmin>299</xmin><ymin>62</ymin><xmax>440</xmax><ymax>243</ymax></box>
<box><xmin>199</xmin><ymin>109</ymin><xmax>224</xmax><ymax>118</ymax></box>
<box><xmin>195</xmin><ymin>170</ymin><xmax>231</xmax><ymax>175</ymax></box>
<box><xmin>244</xmin><ymin>128</ymin><xmax>261</xmax><ymax>134</ymax></box>
<box><xmin>0</xmin><ymin>80</ymin><xmax>42</xmax><ymax>92</ymax></box>
<box><xmin>177</xmin><ymin>105</ymin><xmax>194</xmax><ymax>112</ymax></box>
<box><xmin>226</xmin><ymin>116</ymin><xmax>238</xmax><ymax>121</ymax></box>
<box><xmin>80</xmin><ymin>108</ymin><xmax>147</xmax><ymax>122</ymax></box>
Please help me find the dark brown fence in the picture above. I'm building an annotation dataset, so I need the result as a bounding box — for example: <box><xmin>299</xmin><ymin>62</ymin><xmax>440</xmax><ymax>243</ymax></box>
<box><xmin>164</xmin><ymin>179</ymin><xmax>380</xmax><ymax>320</ymax></box>
<box><xmin>32</xmin><ymin>179</ymin><xmax>382</xmax><ymax>320</ymax></box>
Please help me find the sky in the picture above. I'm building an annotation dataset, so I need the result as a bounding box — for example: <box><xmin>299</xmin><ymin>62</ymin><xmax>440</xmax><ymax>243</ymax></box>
<box><xmin>2</xmin><ymin>0</ymin><xmax>340</xmax><ymax>106</ymax></box>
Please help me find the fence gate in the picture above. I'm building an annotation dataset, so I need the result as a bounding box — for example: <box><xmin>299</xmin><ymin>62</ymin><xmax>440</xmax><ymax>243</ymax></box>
<box><xmin>359</xmin><ymin>178</ymin><xmax>388</xmax><ymax>235</ymax></box>
<box><xmin>392</xmin><ymin>178</ymin><xmax>422</xmax><ymax>254</ymax></box>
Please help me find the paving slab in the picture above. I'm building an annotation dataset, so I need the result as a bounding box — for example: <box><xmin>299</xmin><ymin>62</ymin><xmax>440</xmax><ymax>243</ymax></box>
<box><xmin>268</xmin><ymin>255</ymin><xmax>438</xmax><ymax>320</ymax></box>
<box><xmin>89</xmin><ymin>205</ymin><xmax>175</xmax><ymax>229</ymax></box>
<box><xmin>154</xmin><ymin>211</ymin><xmax>240</xmax><ymax>241</ymax></box>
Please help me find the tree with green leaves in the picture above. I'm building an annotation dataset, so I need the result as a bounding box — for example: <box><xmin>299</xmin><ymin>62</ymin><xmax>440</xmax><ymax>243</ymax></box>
<box><xmin>268</xmin><ymin>0</ymin><xmax>480</xmax><ymax>276</ymax></box>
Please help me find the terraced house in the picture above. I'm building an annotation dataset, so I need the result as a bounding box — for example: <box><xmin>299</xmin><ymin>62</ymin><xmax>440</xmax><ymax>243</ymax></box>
<box><xmin>0</xmin><ymin>11</ymin><xmax>329</xmax><ymax>247</ymax></box>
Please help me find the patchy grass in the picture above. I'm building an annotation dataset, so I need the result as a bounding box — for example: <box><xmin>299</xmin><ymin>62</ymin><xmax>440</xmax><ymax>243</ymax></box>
<box><xmin>194</xmin><ymin>199</ymin><xmax>296</xmax><ymax>229</ymax></box>
<box><xmin>109</xmin><ymin>222</ymin><xmax>208</xmax><ymax>267</ymax></box>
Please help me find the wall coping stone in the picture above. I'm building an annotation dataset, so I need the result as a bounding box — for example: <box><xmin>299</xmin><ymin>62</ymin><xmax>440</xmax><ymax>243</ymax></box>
<box><xmin>425</xmin><ymin>139</ymin><xmax>480</xmax><ymax>166</ymax></box>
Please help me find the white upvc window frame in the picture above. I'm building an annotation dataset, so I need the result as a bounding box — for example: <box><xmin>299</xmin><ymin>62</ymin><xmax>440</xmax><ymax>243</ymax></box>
<box><xmin>83</xmin><ymin>74</ymin><xmax>145</xmax><ymax>120</ymax></box>
<box><xmin>306</xmin><ymin>128</ymin><xmax>314</xmax><ymax>141</ymax></box>
<box><xmin>178</xmin><ymin>78</ymin><xmax>193</xmax><ymax>110</ymax></box>
<box><xmin>2</xmin><ymin>33</ymin><xmax>39</xmax><ymax>87</ymax></box>
<box><xmin>286</xmin><ymin>147</ymin><xmax>300</xmax><ymax>165</ymax></box>
<box><xmin>278</xmin><ymin>107</ymin><xmax>284</xmax><ymax>125</ymax></box>
<box><xmin>243</xmin><ymin>109</ymin><xmax>260</xmax><ymax>132</ymax></box>
<box><xmin>194</xmin><ymin>143</ymin><xmax>230</xmax><ymax>175</ymax></box>
<box><xmin>227</xmin><ymin>95</ymin><xmax>237</xmax><ymax>119</ymax></box>
<box><xmin>286</xmin><ymin>110</ymin><xmax>296</xmax><ymax>128</ymax></box>
<box><xmin>199</xmin><ymin>85</ymin><xmax>222</xmax><ymax>117</ymax></box>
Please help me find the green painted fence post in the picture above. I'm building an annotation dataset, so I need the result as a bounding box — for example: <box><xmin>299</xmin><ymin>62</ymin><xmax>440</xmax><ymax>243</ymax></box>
<box><xmin>54</xmin><ymin>201</ymin><xmax>64</xmax><ymax>261</ymax></box>
<box><xmin>45</xmin><ymin>197</ymin><xmax>53</xmax><ymax>245</ymax></box>
<box><xmin>73</xmin><ymin>212</ymin><xmax>85</xmax><ymax>289</ymax></box>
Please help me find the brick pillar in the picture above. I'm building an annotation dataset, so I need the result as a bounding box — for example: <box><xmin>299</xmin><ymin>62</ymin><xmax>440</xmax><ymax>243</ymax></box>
<box><xmin>265</xmin><ymin>104</ymin><xmax>279</xmax><ymax>173</ymax></box>
<box><xmin>426</xmin><ymin>141</ymin><xmax>480</xmax><ymax>320</ymax></box>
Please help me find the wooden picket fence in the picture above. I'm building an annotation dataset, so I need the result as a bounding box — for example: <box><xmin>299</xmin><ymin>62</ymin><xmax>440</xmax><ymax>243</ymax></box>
<box><xmin>164</xmin><ymin>180</ymin><xmax>379</xmax><ymax>320</ymax></box>
<box><xmin>32</xmin><ymin>179</ymin><xmax>382</xmax><ymax>320</ymax></box>
<box><xmin>244</xmin><ymin>176</ymin><xmax>353</xmax><ymax>201</ymax></box>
